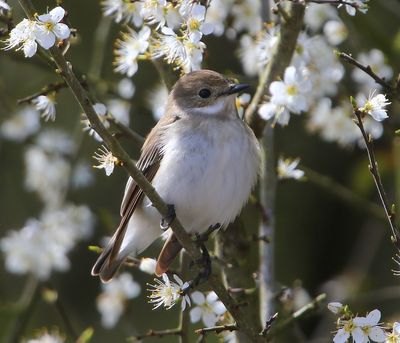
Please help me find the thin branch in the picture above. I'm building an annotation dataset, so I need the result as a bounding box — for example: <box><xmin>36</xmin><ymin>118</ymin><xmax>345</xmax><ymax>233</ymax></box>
<box><xmin>339</xmin><ymin>52</ymin><xmax>396</xmax><ymax>95</ymax></box>
<box><xmin>353</xmin><ymin>108</ymin><xmax>400</xmax><ymax>249</ymax></box>
<box><xmin>17</xmin><ymin>81</ymin><xmax>69</xmax><ymax>104</ymax></box>
<box><xmin>260</xmin><ymin>312</ymin><xmax>278</xmax><ymax>336</ymax></box>
<box><xmin>128</xmin><ymin>328</ymin><xmax>183</xmax><ymax>341</ymax></box>
<box><xmin>266</xmin><ymin>293</ymin><xmax>326</xmax><ymax>339</ymax></box>
<box><xmin>302</xmin><ymin>165</ymin><xmax>386</xmax><ymax>221</ymax></box>
<box><xmin>107</xmin><ymin>116</ymin><xmax>145</xmax><ymax>146</ymax></box>
<box><xmin>293</xmin><ymin>0</ymin><xmax>364</xmax><ymax>7</ymax></box>
<box><xmin>16</xmin><ymin>1</ymin><xmax>263</xmax><ymax>340</ymax></box>
<box><xmin>195</xmin><ymin>324</ymin><xmax>238</xmax><ymax>335</ymax></box>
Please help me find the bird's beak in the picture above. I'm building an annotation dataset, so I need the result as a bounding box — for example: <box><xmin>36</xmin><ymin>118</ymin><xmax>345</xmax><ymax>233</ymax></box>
<box><xmin>222</xmin><ymin>83</ymin><xmax>250</xmax><ymax>96</ymax></box>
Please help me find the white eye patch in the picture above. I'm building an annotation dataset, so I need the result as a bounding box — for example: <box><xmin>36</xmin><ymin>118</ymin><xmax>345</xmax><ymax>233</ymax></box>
<box><xmin>193</xmin><ymin>98</ymin><xmax>227</xmax><ymax>115</ymax></box>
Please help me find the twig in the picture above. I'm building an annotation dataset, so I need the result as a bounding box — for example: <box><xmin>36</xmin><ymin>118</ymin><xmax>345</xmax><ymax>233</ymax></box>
<box><xmin>128</xmin><ymin>328</ymin><xmax>182</xmax><ymax>341</ymax></box>
<box><xmin>353</xmin><ymin>107</ymin><xmax>400</xmax><ymax>249</ymax></box>
<box><xmin>260</xmin><ymin>312</ymin><xmax>278</xmax><ymax>336</ymax></box>
<box><xmin>290</xmin><ymin>0</ymin><xmax>365</xmax><ymax>8</ymax></box>
<box><xmin>17</xmin><ymin>81</ymin><xmax>68</xmax><ymax>104</ymax></box>
<box><xmin>339</xmin><ymin>52</ymin><xmax>396</xmax><ymax>95</ymax></box>
<box><xmin>16</xmin><ymin>1</ymin><xmax>263</xmax><ymax>341</ymax></box>
<box><xmin>195</xmin><ymin>324</ymin><xmax>238</xmax><ymax>335</ymax></box>
<box><xmin>302</xmin><ymin>165</ymin><xmax>386</xmax><ymax>221</ymax></box>
<box><xmin>107</xmin><ymin>116</ymin><xmax>145</xmax><ymax>146</ymax></box>
<box><xmin>266</xmin><ymin>294</ymin><xmax>326</xmax><ymax>339</ymax></box>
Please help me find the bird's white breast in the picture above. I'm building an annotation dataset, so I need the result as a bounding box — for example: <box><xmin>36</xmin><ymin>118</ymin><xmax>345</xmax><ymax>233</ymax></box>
<box><xmin>149</xmin><ymin>116</ymin><xmax>260</xmax><ymax>234</ymax></box>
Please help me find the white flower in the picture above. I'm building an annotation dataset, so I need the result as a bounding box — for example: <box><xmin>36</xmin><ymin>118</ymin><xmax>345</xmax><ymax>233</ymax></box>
<box><xmin>139</xmin><ymin>258</ymin><xmax>157</xmax><ymax>274</ymax></box>
<box><xmin>352</xmin><ymin>49</ymin><xmax>393</xmax><ymax>90</ymax></box>
<box><xmin>304</xmin><ymin>3</ymin><xmax>338</xmax><ymax>31</ymax></box>
<box><xmin>71</xmin><ymin>162</ymin><xmax>94</xmax><ymax>189</ymax></box>
<box><xmin>0</xmin><ymin>107</ymin><xmax>40</xmax><ymax>142</ymax></box>
<box><xmin>359</xmin><ymin>92</ymin><xmax>390</xmax><ymax>122</ymax></box>
<box><xmin>101</xmin><ymin>0</ymin><xmax>143</xmax><ymax>27</ymax></box>
<box><xmin>190</xmin><ymin>291</ymin><xmax>226</xmax><ymax>327</ymax></box>
<box><xmin>35</xmin><ymin>129</ymin><xmax>74</xmax><ymax>155</ymax></box>
<box><xmin>238</xmin><ymin>35</ymin><xmax>260</xmax><ymax>76</ymax></box>
<box><xmin>32</xmin><ymin>94</ymin><xmax>57</xmax><ymax>121</ymax></box>
<box><xmin>185</xmin><ymin>4</ymin><xmax>213</xmax><ymax>42</ymax></box>
<box><xmin>147</xmin><ymin>83</ymin><xmax>168</xmax><ymax>121</ymax></box>
<box><xmin>231</xmin><ymin>0</ymin><xmax>262</xmax><ymax>35</ymax></box>
<box><xmin>117</xmin><ymin>78</ymin><xmax>136</xmax><ymax>99</ymax></box>
<box><xmin>82</xmin><ymin>102</ymin><xmax>109</xmax><ymax>141</ymax></box>
<box><xmin>277</xmin><ymin>157</ymin><xmax>305</xmax><ymax>180</ymax></box>
<box><xmin>147</xmin><ymin>273</ymin><xmax>190</xmax><ymax>310</ymax></box>
<box><xmin>269</xmin><ymin>66</ymin><xmax>311</xmax><ymax>114</ymax></box>
<box><xmin>3</xmin><ymin>19</ymin><xmax>39</xmax><ymax>57</ymax></box>
<box><xmin>0</xmin><ymin>0</ymin><xmax>10</xmax><ymax>12</ymax></box>
<box><xmin>114</xmin><ymin>26</ymin><xmax>151</xmax><ymax>77</ymax></box>
<box><xmin>386</xmin><ymin>322</ymin><xmax>400</xmax><ymax>343</ymax></box>
<box><xmin>339</xmin><ymin>0</ymin><xmax>368</xmax><ymax>16</ymax></box>
<box><xmin>323</xmin><ymin>20</ymin><xmax>348</xmax><ymax>45</ymax></box>
<box><xmin>258</xmin><ymin>102</ymin><xmax>290</xmax><ymax>127</ymax></box>
<box><xmin>25</xmin><ymin>330</ymin><xmax>65</xmax><ymax>343</ymax></box>
<box><xmin>96</xmin><ymin>273</ymin><xmax>141</xmax><ymax>328</ymax></box>
<box><xmin>93</xmin><ymin>146</ymin><xmax>119</xmax><ymax>176</ymax></box>
<box><xmin>204</xmin><ymin>0</ymin><xmax>233</xmax><ymax>36</ymax></box>
<box><xmin>352</xmin><ymin>310</ymin><xmax>386</xmax><ymax>343</ymax></box>
<box><xmin>35</xmin><ymin>7</ymin><xmax>70</xmax><ymax>49</ymax></box>
<box><xmin>327</xmin><ymin>302</ymin><xmax>344</xmax><ymax>314</ymax></box>
<box><xmin>1</xmin><ymin>219</ymin><xmax>70</xmax><ymax>279</ymax></box>
<box><xmin>107</xmin><ymin>99</ymin><xmax>130</xmax><ymax>126</ymax></box>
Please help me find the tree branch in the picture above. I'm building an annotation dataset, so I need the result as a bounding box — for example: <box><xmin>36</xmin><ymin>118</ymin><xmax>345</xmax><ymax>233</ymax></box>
<box><xmin>128</xmin><ymin>328</ymin><xmax>183</xmax><ymax>341</ymax></box>
<box><xmin>195</xmin><ymin>323</ymin><xmax>238</xmax><ymax>335</ymax></box>
<box><xmin>16</xmin><ymin>1</ymin><xmax>264</xmax><ymax>340</ymax></box>
<box><xmin>353</xmin><ymin>108</ymin><xmax>400</xmax><ymax>250</ymax></box>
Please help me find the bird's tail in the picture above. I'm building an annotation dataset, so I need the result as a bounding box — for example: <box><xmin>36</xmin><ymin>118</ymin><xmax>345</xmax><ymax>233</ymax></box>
<box><xmin>156</xmin><ymin>233</ymin><xmax>183</xmax><ymax>276</ymax></box>
<box><xmin>91</xmin><ymin>240</ymin><xmax>127</xmax><ymax>283</ymax></box>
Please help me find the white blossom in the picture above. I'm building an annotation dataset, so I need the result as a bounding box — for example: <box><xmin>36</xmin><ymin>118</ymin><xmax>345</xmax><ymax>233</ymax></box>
<box><xmin>117</xmin><ymin>78</ymin><xmax>136</xmax><ymax>99</ymax></box>
<box><xmin>352</xmin><ymin>310</ymin><xmax>386</xmax><ymax>343</ymax></box>
<box><xmin>96</xmin><ymin>273</ymin><xmax>141</xmax><ymax>328</ymax></box>
<box><xmin>323</xmin><ymin>20</ymin><xmax>348</xmax><ymax>45</ymax></box>
<box><xmin>93</xmin><ymin>145</ymin><xmax>119</xmax><ymax>176</ymax></box>
<box><xmin>359</xmin><ymin>92</ymin><xmax>390</xmax><ymax>122</ymax></box>
<box><xmin>352</xmin><ymin>49</ymin><xmax>393</xmax><ymax>91</ymax></box>
<box><xmin>24</xmin><ymin>330</ymin><xmax>65</xmax><ymax>343</ymax></box>
<box><xmin>35</xmin><ymin>7</ymin><xmax>70</xmax><ymax>49</ymax></box>
<box><xmin>147</xmin><ymin>273</ymin><xmax>190</xmax><ymax>310</ymax></box>
<box><xmin>107</xmin><ymin>99</ymin><xmax>131</xmax><ymax>126</ymax></box>
<box><xmin>114</xmin><ymin>26</ymin><xmax>151</xmax><ymax>77</ymax></box>
<box><xmin>204</xmin><ymin>0</ymin><xmax>233</xmax><ymax>36</ymax></box>
<box><xmin>0</xmin><ymin>0</ymin><xmax>10</xmax><ymax>12</ymax></box>
<box><xmin>277</xmin><ymin>157</ymin><xmax>305</xmax><ymax>180</ymax></box>
<box><xmin>189</xmin><ymin>291</ymin><xmax>226</xmax><ymax>327</ymax></box>
<box><xmin>147</xmin><ymin>82</ymin><xmax>168</xmax><ymax>121</ymax></box>
<box><xmin>327</xmin><ymin>302</ymin><xmax>345</xmax><ymax>314</ymax></box>
<box><xmin>35</xmin><ymin>129</ymin><xmax>74</xmax><ymax>155</ymax></box>
<box><xmin>0</xmin><ymin>107</ymin><xmax>40</xmax><ymax>142</ymax></box>
<box><xmin>32</xmin><ymin>94</ymin><xmax>57</xmax><ymax>121</ymax></box>
<box><xmin>71</xmin><ymin>162</ymin><xmax>94</xmax><ymax>189</ymax></box>
<box><xmin>304</xmin><ymin>3</ymin><xmax>338</xmax><ymax>31</ymax></box>
<box><xmin>339</xmin><ymin>0</ymin><xmax>368</xmax><ymax>16</ymax></box>
<box><xmin>231</xmin><ymin>0</ymin><xmax>262</xmax><ymax>35</ymax></box>
<box><xmin>139</xmin><ymin>258</ymin><xmax>157</xmax><ymax>275</ymax></box>
<box><xmin>386</xmin><ymin>322</ymin><xmax>400</xmax><ymax>343</ymax></box>
<box><xmin>3</xmin><ymin>19</ymin><xmax>39</xmax><ymax>57</ymax></box>
<box><xmin>82</xmin><ymin>103</ymin><xmax>109</xmax><ymax>141</ymax></box>
<box><xmin>101</xmin><ymin>0</ymin><xmax>143</xmax><ymax>26</ymax></box>
<box><xmin>185</xmin><ymin>4</ymin><xmax>213</xmax><ymax>42</ymax></box>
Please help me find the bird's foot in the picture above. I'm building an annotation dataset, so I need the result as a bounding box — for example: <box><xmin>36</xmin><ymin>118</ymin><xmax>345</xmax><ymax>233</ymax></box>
<box><xmin>160</xmin><ymin>204</ymin><xmax>176</xmax><ymax>231</ymax></box>
<box><xmin>189</xmin><ymin>243</ymin><xmax>212</xmax><ymax>288</ymax></box>
<box><xmin>192</xmin><ymin>223</ymin><xmax>221</xmax><ymax>246</ymax></box>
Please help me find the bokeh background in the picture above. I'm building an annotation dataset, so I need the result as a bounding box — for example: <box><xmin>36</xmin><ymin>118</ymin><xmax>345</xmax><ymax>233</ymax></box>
<box><xmin>1</xmin><ymin>0</ymin><xmax>400</xmax><ymax>342</ymax></box>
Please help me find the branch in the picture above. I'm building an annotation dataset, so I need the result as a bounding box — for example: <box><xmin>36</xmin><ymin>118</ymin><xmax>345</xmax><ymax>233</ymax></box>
<box><xmin>339</xmin><ymin>52</ymin><xmax>396</xmax><ymax>95</ymax></box>
<box><xmin>16</xmin><ymin>1</ymin><xmax>263</xmax><ymax>340</ymax></box>
<box><xmin>17</xmin><ymin>81</ymin><xmax>69</xmax><ymax>104</ymax></box>
<box><xmin>195</xmin><ymin>324</ymin><xmax>238</xmax><ymax>335</ymax></box>
<box><xmin>353</xmin><ymin>108</ymin><xmax>400</xmax><ymax>250</ymax></box>
<box><xmin>107</xmin><ymin>116</ymin><xmax>145</xmax><ymax>146</ymax></box>
<box><xmin>291</xmin><ymin>0</ymin><xmax>364</xmax><ymax>8</ymax></box>
<box><xmin>266</xmin><ymin>293</ymin><xmax>326</xmax><ymax>339</ymax></box>
<box><xmin>259</xmin><ymin>312</ymin><xmax>278</xmax><ymax>336</ymax></box>
<box><xmin>128</xmin><ymin>328</ymin><xmax>182</xmax><ymax>341</ymax></box>
<box><xmin>244</xmin><ymin>2</ymin><xmax>305</xmax><ymax>137</ymax></box>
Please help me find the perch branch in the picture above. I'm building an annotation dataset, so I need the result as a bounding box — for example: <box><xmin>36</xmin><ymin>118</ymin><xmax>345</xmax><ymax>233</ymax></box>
<box><xmin>195</xmin><ymin>324</ymin><xmax>238</xmax><ymax>335</ymax></box>
<box><xmin>128</xmin><ymin>328</ymin><xmax>183</xmax><ymax>341</ymax></box>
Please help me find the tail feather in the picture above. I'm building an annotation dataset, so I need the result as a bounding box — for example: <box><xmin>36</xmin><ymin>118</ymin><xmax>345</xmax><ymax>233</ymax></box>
<box><xmin>91</xmin><ymin>240</ymin><xmax>127</xmax><ymax>283</ymax></box>
<box><xmin>156</xmin><ymin>233</ymin><xmax>182</xmax><ymax>276</ymax></box>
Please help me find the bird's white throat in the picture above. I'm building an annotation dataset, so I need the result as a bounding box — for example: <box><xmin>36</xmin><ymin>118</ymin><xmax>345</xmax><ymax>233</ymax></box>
<box><xmin>192</xmin><ymin>97</ymin><xmax>231</xmax><ymax>116</ymax></box>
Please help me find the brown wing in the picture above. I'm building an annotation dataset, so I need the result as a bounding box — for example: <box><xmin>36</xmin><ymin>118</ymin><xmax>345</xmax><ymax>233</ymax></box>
<box><xmin>155</xmin><ymin>233</ymin><xmax>183</xmax><ymax>276</ymax></box>
<box><xmin>91</xmin><ymin>114</ymin><xmax>180</xmax><ymax>281</ymax></box>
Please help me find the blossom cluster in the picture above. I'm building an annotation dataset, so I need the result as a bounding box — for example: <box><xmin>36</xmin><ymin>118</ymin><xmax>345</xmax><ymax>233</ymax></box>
<box><xmin>328</xmin><ymin>302</ymin><xmax>400</xmax><ymax>343</ymax></box>
<box><xmin>3</xmin><ymin>6</ymin><xmax>70</xmax><ymax>58</ymax></box>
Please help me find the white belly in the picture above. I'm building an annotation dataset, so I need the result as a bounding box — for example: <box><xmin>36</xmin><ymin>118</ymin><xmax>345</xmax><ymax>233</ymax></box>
<box><xmin>148</xmin><ymin>117</ymin><xmax>260</xmax><ymax>233</ymax></box>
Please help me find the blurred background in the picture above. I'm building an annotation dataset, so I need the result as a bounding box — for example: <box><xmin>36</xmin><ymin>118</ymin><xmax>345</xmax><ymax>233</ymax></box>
<box><xmin>1</xmin><ymin>0</ymin><xmax>400</xmax><ymax>342</ymax></box>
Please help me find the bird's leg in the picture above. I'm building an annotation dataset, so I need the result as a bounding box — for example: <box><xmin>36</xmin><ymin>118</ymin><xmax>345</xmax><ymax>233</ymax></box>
<box><xmin>194</xmin><ymin>223</ymin><xmax>221</xmax><ymax>244</ymax></box>
<box><xmin>160</xmin><ymin>204</ymin><xmax>176</xmax><ymax>231</ymax></box>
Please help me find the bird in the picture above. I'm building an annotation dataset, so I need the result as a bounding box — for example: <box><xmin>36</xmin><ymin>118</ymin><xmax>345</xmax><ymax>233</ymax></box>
<box><xmin>91</xmin><ymin>69</ymin><xmax>261</xmax><ymax>283</ymax></box>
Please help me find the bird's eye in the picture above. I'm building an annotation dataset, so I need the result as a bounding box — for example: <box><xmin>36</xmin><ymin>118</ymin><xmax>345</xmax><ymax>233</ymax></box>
<box><xmin>198</xmin><ymin>88</ymin><xmax>211</xmax><ymax>98</ymax></box>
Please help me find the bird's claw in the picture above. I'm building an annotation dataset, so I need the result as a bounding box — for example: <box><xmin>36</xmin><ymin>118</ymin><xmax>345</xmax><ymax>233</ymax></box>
<box><xmin>189</xmin><ymin>243</ymin><xmax>212</xmax><ymax>287</ymax></box>
<box><xmin>192</xmin><ymin>223</ymin><xmax>221</xmax><ymax>246</ymax></box>
<box><xmin>160</xmin><ymin>204</ymin><xmax>176</xmax><ymax>231</ymax></box>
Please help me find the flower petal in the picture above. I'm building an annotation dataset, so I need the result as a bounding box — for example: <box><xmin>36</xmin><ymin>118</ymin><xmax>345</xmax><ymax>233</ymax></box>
<box><xmin>49</xmin><ymin>6</ymin><xmax>65</xmax><ymax>23</ymax></box>
<box><xmin>189</xmin><ymin>307</ymin><xmax>202</xmax><ymax>323</ymax></box>
<box><xmin>366</xmin><ymin>309</ymin><xmax>381</xmax><ymax>325</ymax></box>
<box><xmin>333</xmin><ymin>328</ymin><xmax>350</xmax><ymax>343</ymax></box>
<box><xmin>53</xmin><ymin>23</ymin><xmax>70</xmax><ymax>40</ymax></box>
<box><xmin>36</xmin><ymin>29</ymin><xmax>56</xmax><ymax>49</ymax></box>
<box><xmin>202</xmin><ymin>312</ymin><xmax>218</xmax><ymax>327</ymax></box>
<box><xmin>369</xmin><ymin>327</ymin><xmax>386</xmax><ymax>342</ymax></box>
<box><xmin>352</xmin><ymin>327</ymin><xmax>367</xmax><ymax>343</ymax></box>
<box><xmin>212</xmin><ymin>301</ymin><xmax>227</xmax><ymax>316</ymax></box>
<box><xmin>191</xmin><ymin>291</ymin><xmax>205</xmax><ymax>305</ymax></box>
